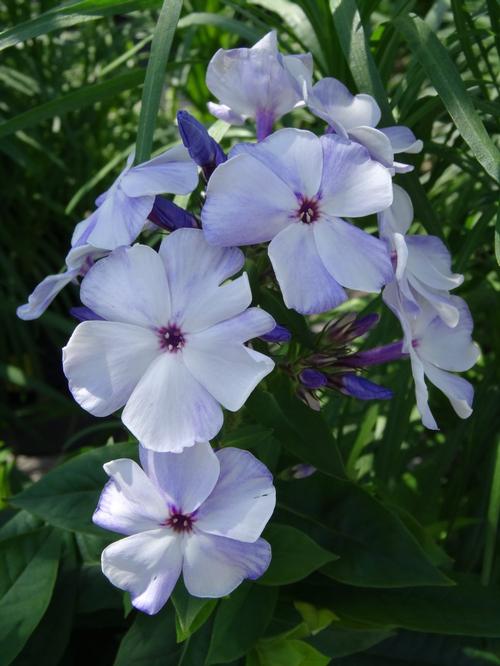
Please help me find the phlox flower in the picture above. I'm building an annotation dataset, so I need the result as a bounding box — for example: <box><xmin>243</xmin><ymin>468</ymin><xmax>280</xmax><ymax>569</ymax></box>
<box><xmin>202</xmin><ymin>128</ymin><xmax>394</xmax><ymax>315</ymax></box>
<box><xmin>71</xmin><ymin>146</ymin><xmax>198</xmax><ymax>251</ymax></box>
<box><xmin>63</xmin><ymin>229</ymin><xmax>275</xmax><ymax>452</ymax></box>
<box><xmin>93</xmin><ymin>441</ymin><xmax>275</xmax><ymax>614</ymax></box>
<box><xmin>379</xmin><ymin>185</ymin><xmax>464</xmax><ymax>327</ymax></box>
<box><xmin>16</xmin><ymin>244</ymin><xmax>105</xmax><ymax>321</ymax></box>
<box><xmin>306</xmin><ymin>78</ymin><xmax>423</xmax><ymax>172</ymax></box>
<box><xmin>384</xmin><ymin>283</ymin><xmax>480</xmax><ymax>429</ymax></box>
<box><xmin>206</xmin><ymin>31</ymin><xmax>312</xmax><ymax>140</ymax></box>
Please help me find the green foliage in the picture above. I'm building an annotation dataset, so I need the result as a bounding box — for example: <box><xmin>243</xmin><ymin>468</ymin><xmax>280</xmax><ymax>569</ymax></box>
<box><xmin>1</xmin><ymin>0</ymin><xmax>499</xmax><ymax>664</ymax></box>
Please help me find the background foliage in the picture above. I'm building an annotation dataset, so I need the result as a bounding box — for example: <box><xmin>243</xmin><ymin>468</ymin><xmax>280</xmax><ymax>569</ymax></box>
<box><xmin>1</xmin><ymin>0</ymin><xmax>499</xmax><ymax>664</ymax></box>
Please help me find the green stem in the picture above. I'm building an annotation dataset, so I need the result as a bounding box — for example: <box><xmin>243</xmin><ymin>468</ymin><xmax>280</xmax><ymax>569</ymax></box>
<box><xmin>482</xmin><ymin>437</ymin><xmax>500</xmax><ymax>586</ymax></box>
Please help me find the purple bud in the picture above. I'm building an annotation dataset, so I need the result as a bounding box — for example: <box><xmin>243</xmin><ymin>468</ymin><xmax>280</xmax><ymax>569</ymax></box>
<box><xmin>348</xmin><ymin>313</ymin><xmax>380</xmax><ymax>339</ymax></box>
<box><xmin>291</xmin><ymin>464</ymin><xmax>316</xmax><ymax>479</ymax></box>
<box><xmin>343</xmin><ymin>340</ymin><xmax>405</xmax><ymax>368</ymax></box>
<box><xmin>339</xmin><ymin>374</ymin><xmax>393</xmax><ymax>401</ymax></box>
<box><xmin>148</xmin><ymin>196</ymin><xmax>198</xmax><ymax>231</ymax></box>
<box><xmin>260</xmin><ymin>324</ymin><xmax>292</xmax><ymax>343</ymax></box>
<box><xmin>177</xmin><ymin>110</ymin><xmax>226</xmax><ymax>177</ymax></box>
<box><xmin>299</xmin><ymin>369</ymin><xmax>328</xmax><ymax>390</ymax></box>
<box><xmin>70</xmin><ymin>306</ymin><xmax>103</xmax><ymax>322</ymax></box>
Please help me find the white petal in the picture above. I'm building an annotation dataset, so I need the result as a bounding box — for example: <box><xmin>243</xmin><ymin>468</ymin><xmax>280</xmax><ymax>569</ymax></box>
<box><xmin>93</xmin><ymin>459</ymin><xmax>167</xmax><ymax>535</ymax></box>
<box><xmin>268</xmin><ymin>223</ymin><xmax>347</xmax><ymax>314</ymax></box>
<box><xmin>121</xmin><ymin>145</ymin><xmax>198</xmax><ymax>197</ymax></box>
<box><xmin>423</xmin><ymin>363</ymin><xmax>474</xmax><ymax>420</ymax></box>
<box><xmin>159</xmin><ymin>228</ymin><xmax>249</xmax><ymax>331</ymax></box>
<box><xmin>17</xmin><ymin>270</ymin><xmax>78</xmax><ymax>321</ymax></box>
<box><xmin>122</xmin><ymin>352</ymin><xmax>223</xmax><ymax>453</ymax></box>
<box><xmin>314</xmin><ymin>216</ymin><xmax>393</xmax><ymax>293</ymax></box>
<box><xmin>102</xmin><ymin>530</ymin><xmax>183</xmax><ymax>615</ymax></box>
<box><xmin>139</xmin><ymin>441</ymin><xmax>220</xmax><ymax>514</ymax></box>
<box><xmin>230</xmin><ymin>129</ymin><xmax>323</xmax><ymax>199</ymax></box>
<box><xmin>81</xmin><ymin>244</ymin><xmax>171</xmax><ymax>327</ymax></box>
<box><xmin>202</xmin><ymin>152</ymin><xmax>296</xmax><ymax>245</ymax></box>
<box><xmin>410</xmin><ymin>351</ymin><xmax>438</xmax><ymax>430</ymax></box>
<box><xmin>207</xmin><ymin>102</ymin><xmax>246</xmax><ymax>125</ymax></box>
<box><xmin>63</xmin><ymin>320</ymin><xmax>159</xmax><ymax>417</ymax></box>
<box><xmin>196</xmin><ymin>448</ymin><xmax>275</xmax><ymax>542</ymax></box>
<box><xmin>405</xmin><ymin>235</ymin><xmax>463</xmax><ymax>291</ymax></box>
<box><xmin>393</xmin><ymin>232</ymin><xmax>409</xmax><ymax>281</ymax></box>
<box><xmin>348</xmin><ymin>126</ymin><xmax>394</xmax><ymax>168</ymax></box>
<box><xmin>183</xmin><ymin>316</ymin><xmax>275</xmax><ymax>412</ymax></box>
<box><xmin>407</xmin><ymin>275</ymin><xmax>460</xmax><ymax>327</ymax></box>
<box><xmin>282</xmin><ymin>53</ymin><xmax>313</xmax><ymax>96</ymax></box>
<box><xmin>380</xmin><ymin>126</ymin><xmax>423</xmax><ymax>154</ymax></box>
<box><xmin>308</xmin><ymin>78</ymin><xmax>381</xmax><ymax>132</ymax></box>
<box><xmin>417</xmin><ymin>299</ymin><xmax>480</xmax><ymax>372</ymax></box>
<box><xmin>319</xmin><ymin>135</ymin><xmax>393</xmax><ymax>217</ymax></box>
<box><xmin>378</xmin><ymin>184</ymin><xmax>414</xmax><ymax>237</ymax></box>
<box><xmin>182</xmin><ymin>533</ymin><xmax>271</xmax><ymax>597</ymax></box>
<box><xmin>71</xmin><ymin>187</ymin><xmax>154</xmax><ymax>250</ymax></box>
<box><xmin>206</xmin><ymin>44</ymin><xmax>299</xmax><ymax>120</ymax></box>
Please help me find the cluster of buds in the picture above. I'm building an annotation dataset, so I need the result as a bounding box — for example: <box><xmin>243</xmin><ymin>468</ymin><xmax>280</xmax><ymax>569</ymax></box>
<box><xmin>293</xmin><ymin>313</ymin><xmax>405</xmax><ymax>409</ymax></box>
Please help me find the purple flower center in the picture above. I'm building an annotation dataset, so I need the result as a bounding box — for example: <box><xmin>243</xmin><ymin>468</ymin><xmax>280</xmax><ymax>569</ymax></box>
<box><xmin>296</xmin><ymin>195</ymin><xmax>321</xmax><ymax>224</ymax></box>
<box><xmin>157</xmin><ymin>324</ymin><xmax>185</xmax><ymax>352</ymax></box>
<box><xmin>164</xmin><ymin>508</ymin><xmax>195</xmax><ymax>533</ymax></box>
<box><xmin>412</xmin><ymin>338</ymin><xmax>420</xmax><ymax>349</ymax></box>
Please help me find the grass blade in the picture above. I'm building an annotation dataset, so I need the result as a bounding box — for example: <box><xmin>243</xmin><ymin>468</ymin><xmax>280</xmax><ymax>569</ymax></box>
<box><xmin>134</xmin><ymin>0</ymin><xmax>183</xmax><ymax>164</ymax></box>
<box><xmin>394</xmin><ymin>13</ymin><xmax>500</xmax><ymax>183</ymax></box>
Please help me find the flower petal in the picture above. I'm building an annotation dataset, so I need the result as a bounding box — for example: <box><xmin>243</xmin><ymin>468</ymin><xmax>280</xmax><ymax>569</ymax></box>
<box><xmin>268</xmin><ymin>223</ymin><xmax>347</xmax><ymax>314</ymax></box>
<box><xmin>139</xmin><ymin>441</ymin><xmax>220</xmax><ymax>514</ymax></box>
<box><xmin>122</xmin><ymin>352</ymin><xmax>223</xmax><ymax>453</ymax></box>
<box><xmin>410</xmin><ymin>351</ymin><xmax>438</xmax><ymax>430</ymax></box>
<box><xmin>407</xmin><ymin>275</ymin><xmax>461</xmax><ymax>327</ymax></box>
<box><xmin>17</xmin><ymin>270</ymin><xmax>79</xmax><ymax>321</ymax></box>
<box><xmin>380</xmin><ymin>126</ymin><xmax>423</xmax><ymax>154</ymax></box>
<box><xmin>319</xmin><ymin>135</ymin><xmax>393</xmax><ymax>217</ymax></box>
<box><xmin>93</xmin><ymin>459</ymin><xmax>167</xmax><ymax>535</ymax></box>
<box><xmin>230</xmin><ymin>129</ymin><xmax>323</xmax><ymax>198</ymax></box>
<box><xmin>158</xmin><ymin>228</ymin><xmax>249</xmax><ymax>332</ymax></box>
<box><xmin>182</xmin><ymin>533</ymin><xmax>271</xmax><ymax>597</ymax></box>
<box><xmin>72</xmin><ymin>187</ymin><xmax>154</xmax><ymax>250</ymax></box>
<box><xmin>378</xmin><ymin>184</ymin><xmax>414</xmax><ymax>237</ymax></box>
<box><xmin>418</xmin><ymin>299</ymin><xmax>480</xmax><ymax>372</ymax></box>
<box><xmin>405</xmin><ymin>235</ymin><xmax>463</xmax><ymax>291</ymax></box>
<box><xmin>81</xmin><ymin>244</ymin><xmax>171</xmax><ymax>327</ymax></box>
<box><xmin>348</xmin><ymin>126</ymin><xmax>394</xmax><ymax>168</ymax></box>
<box><xmin>183</xmin><ymin>313</ymin><xmax>275</xmax><ymax>411</ymax></box>
<box><xmin>121</xmin><ymin>145</ymin><xmax>198</xmax><ymax>197</ymax></box>
<box><xmin>63</xmin><ymin>320</ymin><xmax>159</xmax><ymax>417</ymax></box>
<box><xmin>202</xmin><ymin>152</ymin><xmax>296</xmax><ymax>246</ymax></box>
<box><xmin>196</xmin><ymin>448</ymin><xmax>275</xmax><ymax>542</ymax></box>
<box><xmin>314</xmin><ymin>216</ymin><xmax>393</xmax><ymax>293</ymax></box>
<box><xmin>423</xmin><ymin>362</ymin><xmax>474</xmax><ymax>420</ymax></box>
<box><xmin>308</xmin><ymin>78</ymin><xmax>381</xmax><ymax>132</ymax></box>
<box><xmin>102</xmin><ymin>530</ymin><xmax>183</xmax><ymax>615</ymax></box>
<box><xmin>207</xmin><ymin>102</ymin><xmax>246</xmax><ymax>125</ymax></box>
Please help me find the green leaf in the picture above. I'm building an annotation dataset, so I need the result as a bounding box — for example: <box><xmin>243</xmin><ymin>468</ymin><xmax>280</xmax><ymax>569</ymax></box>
<box><xmin>279</xmin><ymin>474</ymin><xmax>453</xmax><ymax>588</ymax></box>
<box><xmin>309</xmin><ymin>624</ymin><xmax>393</xmax><ymax>659</ymax></box>
<box><xmin>13</xmin><ymin>534</ymin><xmax>78</xmax><ymax>666</ymax></box>
<box><xmin>114</xmin><ymin>604</ymin><xmax>181</xmax><ymax>666</ymax></box>
<box><xmin>0</xmin><ymin>0</ymin><xmax>160</xmax><ymax>51</ymax></box>
<box><xmin>11</xmin><ymin>442</ymin><xmax>137</xmax><ymax>535</ymax></box>
<box><xmin>177</xmin><ymin>13</ymin><xmax>260</xmax><ymax>41</ymax></box>
<box><xmin>495</xmin><ymin>207</ymin><xmax>500</xmax><ymax>267</ymax></box>
<box><xmin>246</xmin><ymin>378</ymin><xmax>345</xmax><ymax>479</ymax></box>
<box><xmin>249</xmin><ymin>637</ymin><xmax>330</xmax><ymax>666</ymax></box>
<box><xmin>172</xmin><ymin>582</ymin><xmax>217</xmax><ymax>642</ymax></box>
<box><xmin>134</xmin><ymin>0</ymin><xmax>183</xmax><ymax>163</ymax></box>
<box><xmin>259</xmin><ymin>524</ymin><xmax>338</xmax><ymax>586</ymax></box>
<box><xmin>308</xmin><ymin>576</ymin><xmax>500</xmax><ymax>636</ymax></box>
<box><xmin>394</xmin><ymin>14</ymin><xmax>500</xmax><ymax>183</ymax></box>
<box><xmin>77</xmin><ymin>563</ymin><xmax>122</xmax><ymax>614</ymax></box>
<box><xmin>206</xmin><ymin>584</ymin><xmax>278</xmax><ymax>664</ymax></box>
<box><xmin>0</xmin><ymin>529</ymin><xmax>61</xmax><ymax>666</ymax></box>
<box><xmin>0</xmin><ymin>70</ymin><xmax>144</xmax><ymax>140</ymax></box>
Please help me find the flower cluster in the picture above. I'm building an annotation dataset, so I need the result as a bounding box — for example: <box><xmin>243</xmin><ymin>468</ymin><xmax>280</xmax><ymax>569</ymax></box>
<box><xmin>17</xmin><ymin>30</ymin><xmax>479</xmax><ymax>613</ymax></box>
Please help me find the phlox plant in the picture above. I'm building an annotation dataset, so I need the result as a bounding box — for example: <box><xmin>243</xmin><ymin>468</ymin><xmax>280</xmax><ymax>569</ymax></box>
<box><xmin>1</xmin><ymin>2</ymin><xmax>500</xmax><ymax>665</ymax></box>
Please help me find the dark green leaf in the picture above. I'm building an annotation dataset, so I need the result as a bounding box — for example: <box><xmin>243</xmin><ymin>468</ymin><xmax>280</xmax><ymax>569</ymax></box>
<box><xmin>11</xmin><ymin>442</ymin><xmax>137</xmax><ymax>535</ymax></box>
<box><xmin>206</xmin><ymin>583</ymin><xmax>278</xmax><ymax>664</ymax></box>
<box><xmin>172</xmin><ymin>582</ymin><xmax>217</xmax><ymax>642</ymax></box>
<box><xmin>260</xmin><ymin>524</ymin><xmax>338</xmax><ymax>585</ymax></box>
<box><xmin>0</xmin><ymin>529</ymin><xmax>61</xmax><ymax>666</ymax></box>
